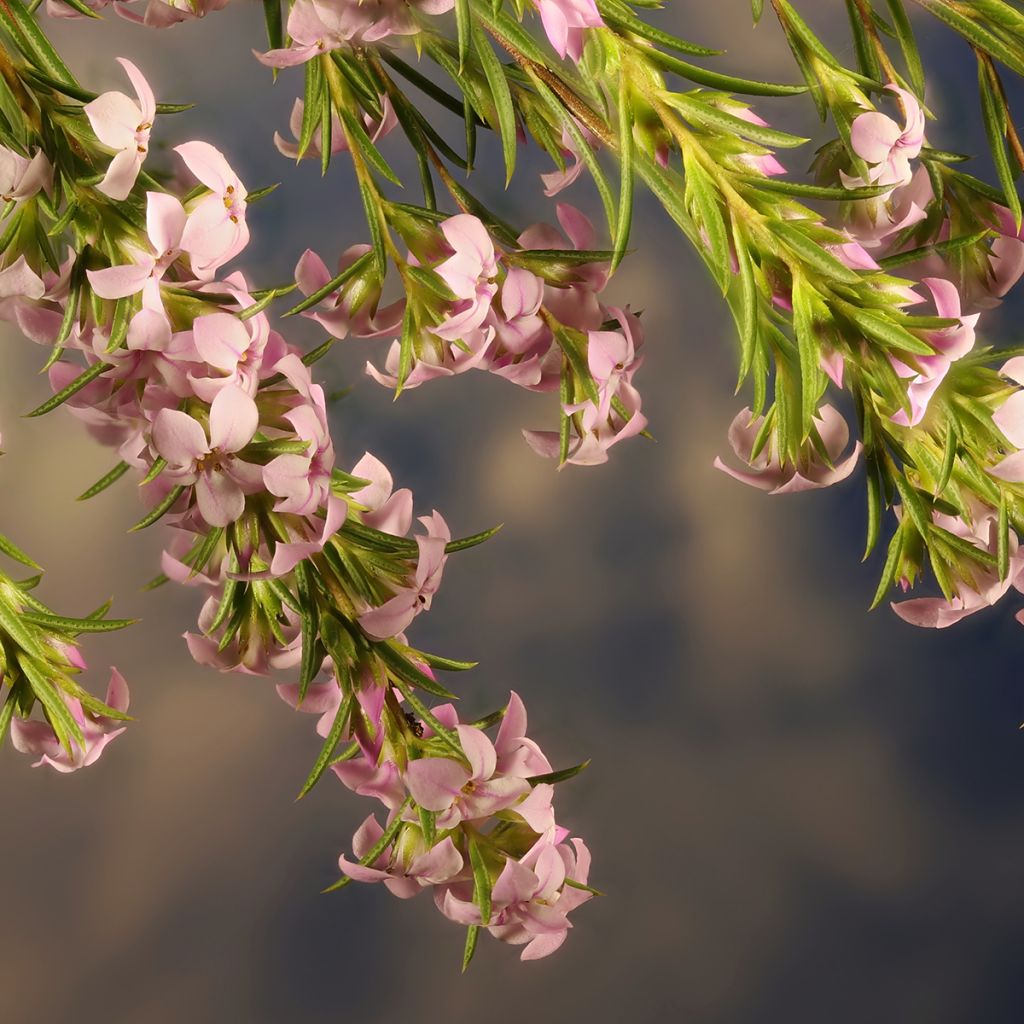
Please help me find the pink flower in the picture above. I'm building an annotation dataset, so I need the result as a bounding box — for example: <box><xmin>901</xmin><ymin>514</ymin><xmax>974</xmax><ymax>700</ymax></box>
<box><xmin>541</xmin><ymin>128</ymin><xmax>586</xmax><ymax>196</ymax></box>
<box><xmin>891</xmin><ymin>503</ymin><xmax>1021</xmax><ymax>627</ymax></box>
<box><xmin>714</xmin><ymin>404</ymin><xmax>862</xmax><ymax>493</ymax></box>
<box><xmin>988</xmin><ymin>357</ymin><xmax>1024</xmax><ymax>482</ymax></box>
<box><xmin>274</xmin><ymin>95</ymin><xmax>396</xmax><ymax>161</ymax></box>
<box><xmin>890</xmin><ymin>278</ymin><xmax>978</xmax><ymax>427</ymax></box>
<box><xmin>349</xmin><ymin>452</ymin><xmax>414</xmax><ymax>535</ymax></box>
<box><xmin>175</xmin><ymin>141</ymin><xmax>249</xmax><ymax>279</ymax></box>
<box><xmin>440</xmin><ymin>831</ymin><xmax>593</xmax><ymax>960</ymax></box>
<box><xmin>263</xmin><ymin>393</ymin><xmax>335</xmax><ymax>516</ymax></box>
<box><xmin>431</xmin><ymin>215</ymin><xmax>499</xmax><ymax>342</ymax></box>
<box><xmin>404</xmin><ymin>724</ymin><xmax>531</xmax><ymax>830</ymax></box>
<box><xmin>339</xmin><ymin>815</ymin><xmax>464</xmax><ymax>897</ymax></box>
<box><xmin>152</xmin><ymin>385</ymin><xmax>262</xmax><ymax>526</ymax></box>
<box><xmin>730</xmin><ymin>105</ymin><xmax>786</xmax><ymax>177</ymax></box>
<box><xmin>87</xmin><ymin>192</ymin><xmax>190</xmax><ymax>302</ymax></box>
<box><xmin>269</xmin><ymin>495</ymin><xmax>347</xmax><ymax>576</ymax></box>
<box><xmin>256</xmin><ymin>0</ymin><xmax>453</xmax><ymax>67</ymax></box>
<box><xmin>495</xmin><ymin>691</ymin><xmax>553</xmax><ymax>778</ymax></box>
<box><xmin>844</xmin><ymin>166</ymin><xmax>931</xmax><ymax>252</ymax></box>
<box><xmin>294</xmin><ymin>246</ymin><xmax>404</xmax><ymax>340</ymax></box>
<box><xmin>358</xmin><ymin>512</ymin><xmax>450</xmax><ymax>638</ymax></box>
<box><xmin>534</xmin><ymin>0</ymin><xmax>603</xmax><ymax>62</ymax></box>
<box><xmin>0</xmin><ymin>146</ymin><xmax>51</xmax><ymax>203</ymax></box>
<box><xmin>843</xmin><ymin>85</ymin><xmax>925</xmax><ymax>190</ymax></box>
<box><xmin>83</xmin><ymin>58</ymin><xmax>155</xmax><ymax>201</ymax></box>
<box><xmin>11</xmin><ymin>669</ymin><xmax>130</xmax><ymax>773</ymax></box>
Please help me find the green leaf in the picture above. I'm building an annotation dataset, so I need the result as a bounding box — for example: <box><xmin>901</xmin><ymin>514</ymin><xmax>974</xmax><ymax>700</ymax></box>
<box><xmin>461</xmin><ymin>926</ymin><xmax>480</xmax><ymax>973</ymax></box>
<box><xmin>936</xmin><ymin>419</ymin><xmax>958</xmax><ymax>496</ymax></box>
<box><xmin>916</xmin><ymin>0</ymin><xmax>1024</xmax><ymax>78</ymax></box>
<box><xmin>738</xmin><ymin>176</ymin><xmax>892</xmax><ymax>201</ymax></box>
<box><xmin>0</xmin><ymin>686</ymin><xmax>17</xmax><ymax>751</ymax></box>
<box><xmin>731</xmin><ymin>222</ymin><xmax>759</xmax><ymax>384</ymax></box>
<box><xmin>445</xmin><ymin>522</ymin><xmax>504</xmax><ymax>552</ymax></box>
<box><xmin>894</xmin><ymin>476</ymin><xmax>932</xmax><ymax>541</ymax></box>
<box><xmin>473</xmin><ymin>22</ymin><xmax>517</xmax><ymax>185</ymax></box>
<box><xmin>295</xmin><ymin>562</ymin><xmax>321</xmax><ymax>703</ymax></box>
<box><xmin>377</xmin><ymin>642</ymin><xmax>458</xmax><ymax>701</ymax></box>
<box><xmin>283</xmin><ymin>251</ymin><xmax>373</xmax><ymax>317</ymax></box>
<box><xmin>455</xmin><ymin>0</ymin><xmax>472</xmax><ymax>72</ymax></box>
<box><xmin>661</xmin><ymin>92</ymin><xmax>810</xmax><ymax>149</ymax></box>
<box><xmin>751</xmin><ymin>0</ymin><xmax>764</xmax><ymax>22</ymax></box>
<box><xmin>612</xmin><ymin>79</ymin><xmax>634</xmax><ymax>275</ymax></box>
<box><xmin>339</xmin><ymin>105</ymin><xmax>403</xmax><ymax>186</ymax></box>
<box><xmin>0</xmin><ymin>532</ymin><xmax>40</xmax><ymax>570</ymax></box>
<box><xmin>22</xmin><ymin>612</ymin><xmax>136</xmax><ymax>634</ymax></box>
<box><xmin>128</xmin><ymin>485</ymin><xmax>185</xmax><ymax>532</ymax></box>
<box><xmin>845</xmin><ymin>307</ymin><xmax>934</xmax><ymax>356</ymax></box>
<box><xmin>297</xmin><ymin>692</ymin><xmax>350</xmax><ymax>799</ymax></box>
<box><xmin>262</xmin><ymin>0</ymin><xmax>283</xmax><ymax>52</ymax></box>
<box><xmin>298</xmin><ymin>57</ymin><xmax>323</xmax><ymax>161</ymax></box>
<box><xmin>527</xmin><ymin>70</ymin><xmax>617</xmax><ymax>237</ymax></box>
<box><xmin>772</xmin><ymin>221</ymin><xmax>864</xmax><ymax>285</ymax></box>
<box><xmin>978</xmin><ymin>57</ymin><xmax>1022</xmax><ymax>232</ymax></box>
<box><xmin>527</xmin><ymin>759</ymin><xmax>592</xmax><ymax>785</ymax></box>
<box><xmin>791</xmin><ymin>274</ymin><xmax>824</xmax><ymax>439</ymax></box>
<box><xmin>323</xmin><ymin>797</ymin><xmax>411</xmax><ymax>892</ymax></box>
<box><xmin>999</xmin><ymin>489</ymin><xmax>1011</xmax><ymax>580</ymax></box>
<box><xmin>877</xmin><ymin>231</ymin><xmax>992</xmax><ymax>270</ymax></box>
<box><xmin>417</xmin><ymin>651</ymin><xmax>479</xmax><ymax>672</ymax></box>
<box><xmin>469</xmin><ymin>837</ymin><xmax>492</xmax><ymax>925</ymax></box>
<box><xmin>596</xmin><ymin>0</ymin><xmax>723</xmax><ymax>56</ymax></box>
<box><xmin>886</xmin><ymin>0</ymin><xmax>926</xmax><ymax>96</ymax></box>
<box><xmin>0</xmin><ymin>0</ymin><xmax>77</xmax><ymax>88</ymax></box>
<box><xmin>26</xmin><ymin>361</ymin><xmax>113</xmax><ymax>417</ymax></box>
<box><xmin>870</xmin><ymin>519</ymin><xmax>907</xmax><ymax>609</ymax></box>
<box><xmin>643</xmin><ymin>48</ymin><xmax>805</xmax><ymax>96</ymax></box>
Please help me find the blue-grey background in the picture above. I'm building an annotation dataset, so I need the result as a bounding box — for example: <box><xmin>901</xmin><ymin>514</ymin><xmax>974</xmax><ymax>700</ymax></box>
<box><xmin>2</xmin><ymin>3</ymin><xmax>1024</xmax><ymax>1022</ymax></box>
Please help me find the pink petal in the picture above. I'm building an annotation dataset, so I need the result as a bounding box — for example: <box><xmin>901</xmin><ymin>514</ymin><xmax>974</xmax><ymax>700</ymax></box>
<box><xmin>403</xmin><ymin>757</ymin><xmax>471</xmax><ymax>811</ymax></box>
<box><xmin>87</xmin><ymin>260</ymin><xmax>154</xmax><ymax>299</ymax></box>
<box><xmin>116</xmin><ymin>57</ymin><xmax>155</xmax><ymax>122</ymax></box>
<box><xmin>195</xmin><ymin>470</ymin><xmax>245</xmax><ymax>527</ymax></box>
<box><xmin>208</xmin><ymin>385</ymin><xmax>258</xmax><ymax>453</ymax></box>
<box><xmin>153</xmin><ymin>409</ymin><xmax>208</xmax><ymax>466</ymax></box>
<box><xmin>146</xmin><ymin>191</ymin><xmax>186</xmax><ymax>253</ymax></box>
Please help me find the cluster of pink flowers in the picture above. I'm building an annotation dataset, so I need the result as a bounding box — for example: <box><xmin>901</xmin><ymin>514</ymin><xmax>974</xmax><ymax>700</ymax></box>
<box><xmin>256</xmin><ymin>0</ymin><xmax>456</xmax><ymax>67</ymax></box>
<box><xmin>296</xmin><ymin>205</ymin><xmax>647</xmax><ymax>467</ymax></box>
<box><xmin>48</xmin><ymin>0</ymin><xmax>228</xmax><ymax>28</ymax></box>
<box><xmin>279</xmin><ymin>671</ymin><xmax>592</xmax><ymax>960</ymax></box>
<box><xmin>10</xmin><ymin>665</ymin><xmax>131</xmax><ymax>772</ymax></box>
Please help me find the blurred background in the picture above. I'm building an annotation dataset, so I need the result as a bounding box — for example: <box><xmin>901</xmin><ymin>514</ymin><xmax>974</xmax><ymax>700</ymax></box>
<box><xmin>2</xmin><ymin>3</ymin><xmax>1024</xmax><ymax>1022</ymax></box>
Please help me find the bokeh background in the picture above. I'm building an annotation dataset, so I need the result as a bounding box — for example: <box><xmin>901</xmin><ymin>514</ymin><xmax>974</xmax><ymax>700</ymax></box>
<box><xmin>2</xmin><ymin>3</ymin><xmax>1024</xmax><ymax>1021</ymax></box>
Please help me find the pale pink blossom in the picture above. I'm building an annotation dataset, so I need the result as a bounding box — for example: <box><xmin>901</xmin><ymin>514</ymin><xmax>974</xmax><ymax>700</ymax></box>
<box><xmin>274</xmin><ymin>95</ymin><xmax>396</xmax><ymax>160</ymax></box>
<box><xmin>358</xmin><ymin>512</ymin><xmax>450</xmax><ymax>639</ymax></box>
<box><xmin>87</xmin><ymin>192</ymin><xmax>191</xmax><ymax>302</ymax></box>
<box><xmin>175</xmin><ymin>141</ymin><xmax>249</xmax><ymax>279</ymax></box>
<box><xmin>714</xmin><ymin>404</ymin><xmax>862</xmax><ymax>493</ymax></box>
<box><xmin>842</xmin><ymin>85</ymin><xmax>925</xmax><ymax>190</ymax></box>
<box><xmin>534</xmin><ymin>0</ymin><xmax>603</xmax><ymax>62</ymax></box>
<box><xmin>890</xmin><ymin>278</ymin><xmax>978</xmax><ymax>427</ymax></box>
<box><xmin>152</xmin><ymin>385</ymin><xmax>262</xmax><ymax>526</ymax></box>
<box><xmin>294</xmin><ymin>246</ymin><xmax>403</xmax><ymax>340</ymax></box>
<box><xmin>10</xmin><ymin>669</ymin><xmax>129</xmax><ymax>773</ymax></box>
<box><xmin>84</xmin><ymin>58</ymin><xmax>155</xmax><ymax>201</ymax></box>
<box><xmin>256</xmin><ymin>0</ymin><xmax>454</xmax><ymax>68</ymax></box>
<box><xmin>431</xmin><ymin>215</ymin><xmax>499</xmax><ymax>342</ymax></box>
<box><xmin>440</xmin><ymin>831</ymin><xmax>592</xmax><ymax>960</ymax></box>
<box><xmin>349</xmin><ymin>452</ymin><xmax>414</xmax><ymax>535</ymax></box>
<box><xmin>339</xmin><ymin>816</ymin><xmax>463</xmax><ymax>897</ymax></box>
<box><xmin>404</xmin><ymin>724</ymin><xmax>532</xmax><ymax>830</ymax></box>
<box><xmin>892</xmin><ymin>503</ymin><xmax>1022</xmax><ymax>627</ymax></box>
<box><xmin>0</xmin><ymin>146</ymin><xmax>51</xmax><ymax>203</ymax></box>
